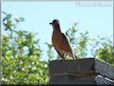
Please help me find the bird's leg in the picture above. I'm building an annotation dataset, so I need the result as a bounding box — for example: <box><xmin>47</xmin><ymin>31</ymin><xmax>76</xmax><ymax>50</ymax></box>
<box><xmin>61</xmin><ymin>55</ymin><xmax>66</xmax><ymax>60</ymax></box>
<box><xmin>57</xmin><ymin>53</ymin><xmax>65</xmax><ymax>60</ymax></box>
<box><xmin>74</xmin><ymin>54</ymin><xmax>78</xmax><ymax>59</ymax></box>
<box><xmin>64</xmin><ymin>54</ymin><xmax>67</xmax><ymax>58</ymax></box>
<box><xmin>60</xmin><ymin>54</ymin><xmax>66</xmax><ymax>60</ymax></box>
<box><xmin>57</xmin><ymin>56</ymin><xmax>60</xmax><ymax>60</ymax></box>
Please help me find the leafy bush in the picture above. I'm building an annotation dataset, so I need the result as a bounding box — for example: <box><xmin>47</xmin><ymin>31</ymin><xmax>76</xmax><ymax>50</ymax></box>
<box><xmin>1</xmin><ymin>12</ymin><xmax>48</xmax><ymax>85</ymax></box>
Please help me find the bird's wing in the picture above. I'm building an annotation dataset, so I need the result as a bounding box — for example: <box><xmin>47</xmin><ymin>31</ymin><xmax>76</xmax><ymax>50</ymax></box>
<box><xmin>61</xmin><ymin>33</ymin><xmax>72</xmax><ymax>51</ymax></box>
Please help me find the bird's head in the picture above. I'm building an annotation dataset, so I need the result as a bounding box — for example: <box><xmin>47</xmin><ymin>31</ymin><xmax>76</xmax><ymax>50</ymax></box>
<box><xmin>50</xmin><ymin>19</ymin><xmax>59</xmax><ymax>25</ymax></box>
<box><xmin>50</xmin><ymin>19</ymin><xmax>61</xmax><ymax>31</ymax></box>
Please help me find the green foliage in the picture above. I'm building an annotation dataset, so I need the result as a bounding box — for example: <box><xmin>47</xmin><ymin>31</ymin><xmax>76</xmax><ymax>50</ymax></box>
<box><xmin>66</xmin><ymin>24</ymin><xmax>113</xmax><ymax>65</ymax></box>
<box><xmin>93</xmin><ymin>36</ymin><xmax>114</xmax><ymax>65</ymax></box>
<box><xmin>45</xmin><ymin>42</ymin><xmax>54</xmax><ymax>61</ymax></box>
<box><xmin>66</xmin><ymin>23</ymin><xmax>89</xmax><ymax>58</ymax></box>
<box><xmin>2</xmin><ymin>12</ymin><xmax>48</xmax><ymax>85</ymax></box>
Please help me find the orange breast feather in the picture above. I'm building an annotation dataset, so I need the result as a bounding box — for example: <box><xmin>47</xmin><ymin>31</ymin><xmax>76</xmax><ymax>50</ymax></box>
<box><xmin>52</xmin><ymin>31</ymin><xmax>72</xmax><ymax>53</ymax></box>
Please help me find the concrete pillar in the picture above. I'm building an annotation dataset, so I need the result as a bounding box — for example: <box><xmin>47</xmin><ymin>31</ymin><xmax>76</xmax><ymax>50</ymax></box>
<box><xmin>48</xmin><ymin>58</ymin><xmax>114</xmax><ymax>85</ymax></box>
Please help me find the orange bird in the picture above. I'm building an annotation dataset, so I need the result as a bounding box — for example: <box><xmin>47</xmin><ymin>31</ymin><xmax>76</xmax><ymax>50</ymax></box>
<box><xmin>50</xmin><ymin>19</ymin><xmax>78</xmax><ymax>60</ymax></box>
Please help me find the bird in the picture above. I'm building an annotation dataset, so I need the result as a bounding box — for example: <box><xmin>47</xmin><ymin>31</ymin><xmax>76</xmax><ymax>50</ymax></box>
<box><xmin>49</xmin><ymin>19</ymin><xmax>78</xmax><ymax>60</ymax></box>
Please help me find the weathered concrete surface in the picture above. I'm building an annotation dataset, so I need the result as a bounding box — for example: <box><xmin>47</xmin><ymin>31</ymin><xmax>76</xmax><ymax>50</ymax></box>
<box><xmin>48</xmin><ymin>58</ymin><xmax>114</xmax><ymax>85</ymax></box>
<box><xmin>49</xmin><ymin>75</ymin><xmax>114</xmax><ymax>85</ymax></box>
<box><xmin>95</xmin><ymin>75</ymin><xmax>114</xmax><ymax>85</ymax></box>
<box><xmin>49</xmin><ymin>75</ymin><xmax>96</xmax><ymax>85</ymax></box>
<box><xmin>95</xmin><ymin>59</ymin><xmax>114</xmax><ymax>80</ymax></box>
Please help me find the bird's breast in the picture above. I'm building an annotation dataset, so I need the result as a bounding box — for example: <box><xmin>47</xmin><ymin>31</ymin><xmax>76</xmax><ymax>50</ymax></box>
<box><xmin>52</xmin><ymin>31</ymin><xmax>63</xmax><ymax>46</ymax></box>
<box><xmin>52</xmin><ymin>31</ymin><xmax>70</xmax><ymax>53</ymax></box>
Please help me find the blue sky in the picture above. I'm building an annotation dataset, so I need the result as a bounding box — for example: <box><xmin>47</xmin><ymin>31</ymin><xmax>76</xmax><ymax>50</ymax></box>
<box><xmin>2</xmin><ymin>1</ymin><xmax>113</xmax><ymax>60</ymax></box>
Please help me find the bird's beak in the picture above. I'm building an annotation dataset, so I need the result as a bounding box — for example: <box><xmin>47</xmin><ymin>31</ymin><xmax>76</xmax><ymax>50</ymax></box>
<box><xmin>49</xmin><ymin>22</ymin><xmax>52</xmax><ymax>25</ymax></box>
